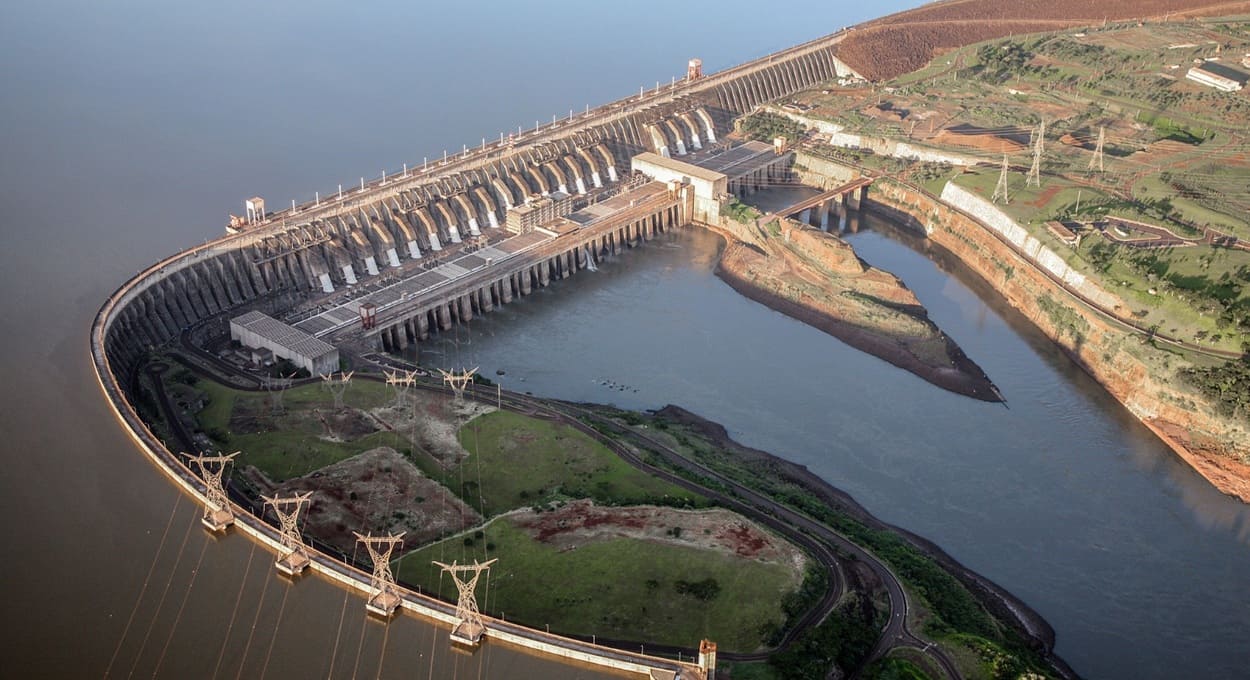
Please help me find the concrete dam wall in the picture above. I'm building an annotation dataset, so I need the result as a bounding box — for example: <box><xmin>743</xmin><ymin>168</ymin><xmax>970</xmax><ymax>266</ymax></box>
<box><xmin>86</xmin><ymin>27</ymin><xmax>860</xmax><ymax>679</ymax></box>
<box><xmin>98</xmin><ymin>30</ymin><xmax>851</xmax><ymax>383</ymax></box>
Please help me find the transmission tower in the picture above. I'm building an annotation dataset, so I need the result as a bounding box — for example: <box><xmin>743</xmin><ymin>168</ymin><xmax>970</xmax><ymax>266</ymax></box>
<box><xmin>438</xmin><ymin>367</ymin><xmax>478</xmax><ymax>403</ymax></box>
<box><xmin>355</xmin><ymin>532</ymin><xmax>405</xmax><ymax>617</ymax></box>
<box><xmin>1088</xmin><ymin>126</ymin><xmax>1105</xmax><ymax>173</ymax></box>
<box><xmin>433</xmin><ymin>558</ymin><xmax>498</xmax><ymax>646</ymax></box>
<box><xmin>321</xmin><ymin>371</ymin><xmax>354</xmax><ymax>410</ymax></box>
<box><xmin>992</xmin><ymin>154</ymin><xmax>1011</xmax><ymax>205</ymax></box>
<box><xmin>1026</xmin><ymin>120</ymin><xmax>1044</xmax><ymax>188</ymax></box>
<box><xmin>263</xmin><ymin>375</ymin><xmax>291</xmax><ymax>414</ymax></box>
<box><xmin>264</xmin><ymin>492</ymin><xmax>313</xmax><ymax>576</ymax></box>
<box><xmin>384</xmin><ymin>369</ymin><xmax>418</xmax><ymax>410</ymax></box>
<box><xmin>185</xmin><ymin>451</ymin><xmax>240</xmax><ymax>532</ymax></box>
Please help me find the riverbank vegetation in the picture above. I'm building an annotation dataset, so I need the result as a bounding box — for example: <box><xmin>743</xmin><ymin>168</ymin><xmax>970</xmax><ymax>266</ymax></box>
<box><xmin>592</xmin><ymin>406</ymin><xmax>1061</xmax><ymax>679</ymax></box>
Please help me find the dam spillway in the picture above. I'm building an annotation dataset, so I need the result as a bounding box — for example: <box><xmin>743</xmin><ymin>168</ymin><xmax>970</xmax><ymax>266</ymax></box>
<box><xmin>96</xmin><ymin>29</ymin><xmax>862</xmax><ymax>383</ymax></box>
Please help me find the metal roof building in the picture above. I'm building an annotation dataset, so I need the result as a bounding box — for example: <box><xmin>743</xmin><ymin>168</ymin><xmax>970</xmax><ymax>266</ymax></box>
<box><xmin>229</xmin><ymin>310</ymin><xmax>340</xmax><ymax>376</ymax></box>
<box><xmin>1186</xmin><ymin>61</ymin><xmax>1248</xmax><ymax>92</ymax></box>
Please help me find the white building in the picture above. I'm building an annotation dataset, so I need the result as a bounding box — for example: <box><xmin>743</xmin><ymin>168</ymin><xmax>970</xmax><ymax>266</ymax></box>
<box><xmin>1185</xmin><ymin>62</ymin><xmax>1248</xmax><ymax>92</ymax></box>
<box><xmin>229</xmin><ymin>310</ymin><xmax>340</xmax><ymax>376</ymax></box>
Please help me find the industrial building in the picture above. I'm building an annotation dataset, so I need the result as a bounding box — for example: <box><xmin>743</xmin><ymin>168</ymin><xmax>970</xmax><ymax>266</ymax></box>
<box><xmin>229</xmin><ymin>310</ymin><xmax>340</xmax><ymax>376</ymax></box>
<box><xmin>631</xmin><ymin>140</ymin><xmax>792</xmax><ymax>223</ymax></box>
<box><xmin>1185</xmin><ymin>61</ymin><xmax>1249</xmax><ymax>92</ymax></box>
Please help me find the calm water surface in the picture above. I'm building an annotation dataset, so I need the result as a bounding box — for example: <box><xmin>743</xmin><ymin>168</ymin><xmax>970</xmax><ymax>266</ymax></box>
<box><xmin>419</xmin><ymin>219</ymin><xmax>1250</xmax><ymax>680</ymax></box>
<box><xmin>3</xmin><ymin>1</ymin><xmax>1247</xmax><ymax>679</ymax></box>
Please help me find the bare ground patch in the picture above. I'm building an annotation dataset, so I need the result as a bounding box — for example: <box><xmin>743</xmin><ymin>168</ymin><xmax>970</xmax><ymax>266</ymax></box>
<box><xmin>269</xmin><ymin>446</ymin><xmax>481</xmax><ymax>556</ymax></box>
<box><xmin>509</xmin><ymin>499</ymin><xmax>808</xmax><ymax>572</ymax></box>
<box><xmin>229</xmin><ymin>400</ymin><xmax>379</xmax><ymax>443</ymax></box>
<box><xmin>367</xmin><ymin>390</ymin><xmax>495</xmax><ymax>469</ymax></box>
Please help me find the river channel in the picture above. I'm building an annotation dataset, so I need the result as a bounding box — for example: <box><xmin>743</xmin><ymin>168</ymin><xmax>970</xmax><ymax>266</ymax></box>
<box><xmin>417</xmin><ymin>208</ymin><xmax>1250</xmax><ymax>680</ymax></box>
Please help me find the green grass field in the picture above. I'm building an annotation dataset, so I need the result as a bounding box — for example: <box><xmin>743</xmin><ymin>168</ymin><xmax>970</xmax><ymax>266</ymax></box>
<box><xmin>452</xmin><ymin>410</ymin><xmax>702</xmax><ymax>516</ymax></box>
<box><xmin>194</xmin><ymin>378</ymin><xmax>401</xmax><ymax>480</ymax></box>
<box><xmin>395</xmin><ymin>518</ymin><xmax>800</xmax><ymax>652</ymax></box>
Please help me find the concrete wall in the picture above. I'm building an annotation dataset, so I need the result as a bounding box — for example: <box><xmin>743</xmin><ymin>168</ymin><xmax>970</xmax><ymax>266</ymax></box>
<box><xmin>91</xmin><ymin>263</ymin><xmax>702</xmax><ymax>680</ymax></box>
<box><xmin>793</xmin><ymin>153</ymin><xmax>860</xmax><ymax>187</ymax></box>
<box><xmin>631</xmin><ymin>157</ymin><xmax>725</xmax><ymax>224</ymax></box>
<box><xmin>939</xmin><ymin>183</ymin><xmax>1122</xmax><ymax>311</ymax></box>
<box><xmin>764</xmin><ymin>108</ymin><xmax>984</xmax><ymax>167</ymax></box>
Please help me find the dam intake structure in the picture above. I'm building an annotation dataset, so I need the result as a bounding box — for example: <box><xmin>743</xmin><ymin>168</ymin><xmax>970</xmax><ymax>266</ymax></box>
<box><xmin>91</xmin><ymin>27</ymin><xmax>868</xmax><ymax>680</ymax></box>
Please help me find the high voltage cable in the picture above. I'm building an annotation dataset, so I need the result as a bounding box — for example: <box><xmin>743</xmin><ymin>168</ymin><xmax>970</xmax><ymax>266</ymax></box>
<box><xmin>233</xmin><ymin>557</ymin><xmax>275</xmax><ymax>680</ymax></box>
<box><xmin>104</xmin><ymin>494</ymin><xmax>182</xmax><ymax>679</ymax></box>
<box><xmin>258</xmin><ymin>582</ymin><xmax>291</xmax><ymax>680</ymax></box>
<box><xmin>373</xmin><ymin>618</ymin><xmax>393</xmax><ymax>680</ymax></box>
<box><xmin>211</xmin><ymin>544</ymin><xmax>258</xmax><ymax>680</ymax></box>
<box><xmin>325</xmin><ymin>544</ymin><xmax>359</xmax><ymax>680</ymax></box>
<box><xmin>126</xmin><ymin>512</ymin><xmax>200</xmax><ymax>679</ymax></box>
<box><xmin>151</xmin><ymin>537</ymin><xmax>212</xmax><ymax>676</ymax></box>
<box><xmin>349</xmin><ymin>602</ymin><xmax>370</xmax><ymax>680</ymax></box>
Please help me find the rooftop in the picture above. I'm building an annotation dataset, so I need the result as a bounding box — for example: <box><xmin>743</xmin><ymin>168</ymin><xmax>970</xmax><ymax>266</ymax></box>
<box><xmin>688</xmin><ymin>141</ymin><xmax>779</xmax><ymax>179</ymax></box>
<box><xmin>632</xmin><ymin>152</ymin><xmax>726</xmax><ymax>183</ymax></box>
<box><xmin>1192</xmin><ymin>60</ymin><xmax>1249</xmax><ymax>84</ymax></box>
<box><xmin>232</xmin><ymin>311</ymin><xmax>337</xmax><ymax>359</ymax></box>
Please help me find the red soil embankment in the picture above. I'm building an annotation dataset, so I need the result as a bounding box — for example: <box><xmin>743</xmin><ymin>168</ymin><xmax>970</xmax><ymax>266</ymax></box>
<box><xmin>836</xmin><ymin>0</ymin><xmax>1250</xmax><ymax>81</ymax></box>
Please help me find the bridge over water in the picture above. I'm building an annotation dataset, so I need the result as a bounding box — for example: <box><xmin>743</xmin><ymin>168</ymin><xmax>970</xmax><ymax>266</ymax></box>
<box><xmin>776</xmin><ymin>177</ymin><xmax>873</xmax><ymax>230</ymax></box>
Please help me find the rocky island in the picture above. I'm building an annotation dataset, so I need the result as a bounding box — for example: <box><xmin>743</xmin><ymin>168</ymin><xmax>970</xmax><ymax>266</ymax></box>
<box><xmin>715</xmin><ymin>217</ymin><xmax>1001</xmax><ymax>401</ymax></box>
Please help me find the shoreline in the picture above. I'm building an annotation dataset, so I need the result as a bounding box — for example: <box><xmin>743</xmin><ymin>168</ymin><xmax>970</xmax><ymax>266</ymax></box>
<box><xmin>860</xmin><ymin>185</ymin><xmax>1250</xmax><ymax>504</ymax></box>
<box><xmin>652</xmin><ymin>404</ymin><xmax>1080</xmax><ymax>680</ymax></box>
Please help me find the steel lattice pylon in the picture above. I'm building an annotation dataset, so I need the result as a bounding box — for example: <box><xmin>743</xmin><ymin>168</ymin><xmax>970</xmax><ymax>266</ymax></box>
<box><xmin>1088</xmin><ymin>126</ymin><xmax>1105</xmax><ymax>173</ymax></box>
<box><xmin>438</xmin><ymin>367</ymin><xmax>478</xmax><ymax>402</ymax></box>
<box><xmin>263</xmin><ymin>375</ymin><xmax>291</xmax><ymax>414</ymax></box>
<box><xmin>321</xmin><ymin>371</ymin><xmax>354</xmax><ymax>410</ymax></box>
<box><xmin>264</xmin><ymin>492</ymin><xmax>313</xmax><ymax>576</ymax></box>
<box><xmin>433</xmin><ymin>558</ymin><xmax>497</xmax><ymax>645</ymax></box>
<box><xmin>1026</xmin><ymin>120</ymin><xmax>1045</xmax><ymax>188</ymax></box>
<box><xmin>185</xmin><ymin>451</ymin><xmax>240</xmax><ymax>532</ymax></box>
<box><xmin>355</xmin><ymin>532</ymin><xmax>405</xmax><ymax>617</ymax></box>
<box><xmin>384</xmin><ymin>369</ymin><xmax>418</xmax><ymax>409</ymax></box>
<box><xmin>992</xmin><ymin>154</ymin><xmax>1011</xmax><ymax>205</ymax></box>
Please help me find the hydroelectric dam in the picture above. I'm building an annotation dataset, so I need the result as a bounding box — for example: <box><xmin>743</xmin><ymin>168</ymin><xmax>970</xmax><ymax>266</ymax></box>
<box><xmin>91</xmin><ymin>28</ymin><xmax>866</xmax><ymax>680</ymax></box>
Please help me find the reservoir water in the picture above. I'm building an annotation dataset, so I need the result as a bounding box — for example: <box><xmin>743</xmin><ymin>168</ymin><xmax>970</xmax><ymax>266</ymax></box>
<box><xmin>418</xmin><ymin>220</ymin><xmax>1250</xmax><ymax>680</ymax></box>
<box><xmin>2</xmin><ymin>1</ymin><xmax>1248</xmax><ymax>678</ymax></box>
